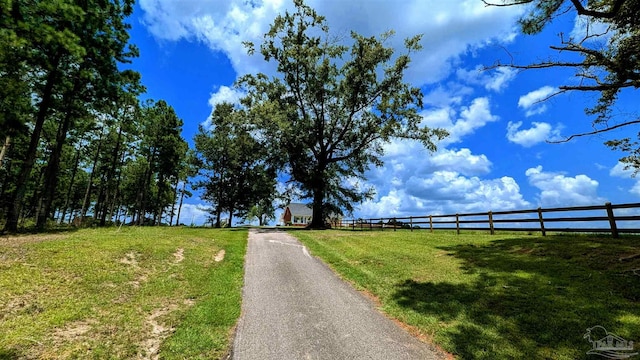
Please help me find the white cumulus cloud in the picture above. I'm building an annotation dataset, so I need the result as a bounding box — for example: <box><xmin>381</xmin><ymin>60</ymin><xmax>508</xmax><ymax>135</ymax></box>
<box><xmin>359</xmin><ymin>144</ymin><xmax>528</xmax><ymax>218</ymax></box>
<box><xmin>201</xmin><ymin>85</ymin><xmax>247</xmax><ymax>127</ymax></box>
<box><xmin>208</xmin><ymin>85</ymin><xmax>245</xmax><ymax>107</ymax></box>
<box><xmin>610</xmin><ymin>161</ymin><xmax>635</xmax><ymax>178</ymax></box>
<box><xmin>421</xmin><ymin>97</ymin><xmax>499</xmax><ymax>146</ymax></box>
<box><xmin>456</xmin><ymin>66</ymin><xmax>517</xmax><ymax>92</ymax></box>
<box><xmin>525</xmin><ymin>165</ymin><xmax>604</xmax><ymax>207</ymax></box>
<box><xmin>139</xmin><ymin>0</ymin><xmax>524</xmax><ymax>85</ymax></box>
<box><xmin>610</xmin><ymin>162</ymin><xmax>640</xmax><ymax>196</ymax></box>
<box><xmin>506</xmin><ymin>121</ymin><xmax>562</xmax><ymax>147</ymax></box>
<box><xmin>357</xmin><ymin>171</ymin><xmax>529</xmax><ymax>218</ymax></box>
<box><xmin>518</xmin><ymin>86</ymin><xmax>558</xmax><ymax>117</ymax></box>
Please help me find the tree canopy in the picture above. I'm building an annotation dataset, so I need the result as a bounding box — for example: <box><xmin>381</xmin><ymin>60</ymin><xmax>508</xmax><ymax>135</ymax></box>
<box><xmin>194</xmin><ymin>103</ymin><xmax>277</xmax><ymax>228</ymax></box>
<box><xmin>240</xmin><ymin>0</ymin><xmax>447</xmax><ymax>228</ymax></box>
<box><xmin>0</xmin><ymin>0</ymin><xmax>189</xmax><ymax>232</ymax></box>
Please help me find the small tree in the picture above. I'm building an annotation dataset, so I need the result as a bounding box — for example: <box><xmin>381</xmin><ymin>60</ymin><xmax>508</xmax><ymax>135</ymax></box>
<box><xmin>194</xmin><ymin>103</ymin><xmax>277</xmax><ymax>227</ymax></box>
<box><xmin>241</xmin><ymin>0</ymin><xmax>446</xmax><ymax>228</ymax></box>
<box><xmin>245</xmin><ymin>200</ymin><xmax>276</xmax><ymax>226</ymax></box>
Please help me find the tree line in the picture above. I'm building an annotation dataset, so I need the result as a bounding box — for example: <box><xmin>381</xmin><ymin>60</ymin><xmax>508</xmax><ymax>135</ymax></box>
<box><xmin>2</xmin><ymin>0</ymin><xmax>638</xmax><ymax>232</ymax></box>
<box><xmin>0</xmin><ymin>0</ymin><xmax>264</xmax><ymax>232</ymax></box>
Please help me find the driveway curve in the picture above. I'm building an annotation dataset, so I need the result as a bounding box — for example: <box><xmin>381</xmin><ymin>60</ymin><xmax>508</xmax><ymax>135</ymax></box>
<box><xmin>232</xmin><ymin>228</ymin><xmax>447</xmax><ymax>360</ymax></box>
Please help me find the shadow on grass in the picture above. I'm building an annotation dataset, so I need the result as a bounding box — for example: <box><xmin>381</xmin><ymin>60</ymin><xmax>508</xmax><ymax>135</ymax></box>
<box><xmin>0</xmin><ymin>222</ymin><xmax>80</xmax><ymax>236</ymax></box>
<box><xmin>392</xmin><ymin>235</ymin><xmax>640</xmax><ymax>360</ymax></box>
<box><xmin>0</xmin><ymin>348</ymin><xmax>20</xmax><ymax>360</ymax></box>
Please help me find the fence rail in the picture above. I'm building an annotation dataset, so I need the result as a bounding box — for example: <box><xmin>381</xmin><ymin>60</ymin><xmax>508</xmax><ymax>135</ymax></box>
<box><xmin>336</xmin><ymin>202</ymin><xmax>640</xmax><ymax>238</ymax></box>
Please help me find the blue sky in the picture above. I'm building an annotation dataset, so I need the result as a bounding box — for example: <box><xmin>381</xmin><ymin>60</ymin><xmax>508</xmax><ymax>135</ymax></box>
<box><xmin>127</xmin><ymin>0</ymin><xmax>639</xmax><ymax>225</ymax></box>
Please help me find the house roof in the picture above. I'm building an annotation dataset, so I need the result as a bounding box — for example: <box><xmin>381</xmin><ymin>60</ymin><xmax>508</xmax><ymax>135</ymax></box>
<box><xmin>286</xmin><ymin>203</ymin><xmax>313</xmax><ymax>216</ymax></box>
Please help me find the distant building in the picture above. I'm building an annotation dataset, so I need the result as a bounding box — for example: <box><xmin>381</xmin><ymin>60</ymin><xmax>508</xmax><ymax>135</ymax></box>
<box><xmin>281</xmin><ymin>203</ymin><xmax>343</xmax><ymax>227</ymax></box>
<box><xmin>282</xmin><ymin>203</ymin><xmax>313</xmax><ymax>226</ymax></box>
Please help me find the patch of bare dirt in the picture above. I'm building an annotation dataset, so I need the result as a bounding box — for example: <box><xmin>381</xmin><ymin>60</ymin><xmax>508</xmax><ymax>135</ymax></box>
<box><xmin>140</xmin><ymin>300</ymin><xmax>196</xmax><ymax>360</ymax></box>
<box><xmin>120</xmin><ymin>252</ymin><xmax>140</xmax><ymax>269</ymax></box>
<box><xmin>214</xmin><ymin>250</ymin><xmax>226</xmax><ymax>262</ymax></box>
<box><xmin>129</xmin><ymin>274</ymin><xmax>149</xmax><ymax>289</ymax></box>
<box><xmin>53</xmin><ymin>320</ymin><xmax>93</xmax><ymax>340</ymax></box>
<box><xmin>141</xmin><ymin>305</ymin><xmax>177</xmax><ymax>360</ymax></box>
<box><xmin>119</xmin><ymin>252</ymin><xmax>149</xmax><ymax>289</ymax></box>
<box><xmin>1</xmin><ymin>294</ymin><xmax>37</xmax><ymax>320</ymax></box>
<box><xmin>173</xmin><ymin>248</ymin><xmax>184</xmax><ymax>263</ymax></box>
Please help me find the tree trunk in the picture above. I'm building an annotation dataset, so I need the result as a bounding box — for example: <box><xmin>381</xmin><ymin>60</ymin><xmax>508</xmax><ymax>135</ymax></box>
<box><xmin>4</xmin><ymin>57</ymin><xmax>60</xmax><ymax>232</ymax></box>
<box><xmin>108</xmin><ymin>149</ymin><xmax>127</xmax><ymax>225</ymax></box>
<box><xmin>215</xmin><ymin>203</ymin><xmax>222</xmax><ymax>228</ymax></box>
<box><xmin>80</xmin><ymin>130</ymin><xmax>104</xmax><ymax>223</ymax></box>
<box><xmin>0</xmin><ymin>135</ymin><xmax>11</xmax><ymax>168</ymax></box>
<box><xmin>308</xmin><ymin>174</ymin><xmax>327</xmax><ymax>229</ymax></box>
<box><xmin>94</xmin><ymin>181</ymin><xmax>106</xmax><ymax>223</ymax></box>
<box><xmin>138</xmin><ymin>149</ymin><xmax>156</xmax><ymax>225</ymax></box>
<box><xmin>154</xmin><ymin>173</ymin><xmax>165</xmax><ymax>226</ymax></box>
<box><xmin>100</xmin><ymin>126</ymin><xmax>123</xmax><ymax>226</ymax></box>
<box><xmin>36</xmin><ymin>109</ymin><xmax>74</xmax><ymax>229</ymax></box>
<box><xmin>175</xmin><ymin>181</ymin><xmax>186</xmax><ymax>226</ymax></box>
<box><xmin>25</xmin><ymin>165</ymin><xmax>47</xmax><ymax>226</ymax></box>
<box><xmin>169</xmin><ymin>178</ymin><xmax>179</xmax><ymax>226</ymax></box>
<box><xmin>59</xmin><ymin>143</ymin><xmax>82</xmax><ymax>223</ymax></box>
<box><xmin>228</xmin><ymin>206</ymin><xmax>234</xmax><ymax>228</ymax></box>
<box><xmin>36</xmin><ymin>65</ymin><xmax>88</xmax><ymax>230</ymax></box>
<box><xmin>0</xmin><ymin>153</ymin><xmax>15</xmax><ymax>216</ymax></box>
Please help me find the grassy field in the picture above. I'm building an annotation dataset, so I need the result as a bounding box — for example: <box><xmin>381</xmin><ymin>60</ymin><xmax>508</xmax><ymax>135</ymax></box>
<box><xmin>0</xmin><ymin>227</ymin><xmax>246</xmax><ymax>359</ymax></box>
<box><xmin>292</xmin><ymin>230</ymin><xmax>640</xmax><ymax>360</ymax></box>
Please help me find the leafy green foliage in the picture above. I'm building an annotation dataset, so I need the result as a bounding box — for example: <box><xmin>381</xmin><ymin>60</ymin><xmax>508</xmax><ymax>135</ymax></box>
<box><xmin>240</xmin><ymin>0</ymin><xmax>447</xmax><ymax>228</ymax></box>
<box><xmin>1</xmin><ymin>0</ymin><xmax>148</xmax><ymax>232</ymax></box>
<box><xmin>194</xmin><ymin>103</ymin><xmax>277</xmax><ymax>227</ymax></box>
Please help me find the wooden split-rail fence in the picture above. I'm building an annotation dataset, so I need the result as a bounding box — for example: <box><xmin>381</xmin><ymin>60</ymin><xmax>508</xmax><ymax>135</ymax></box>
<box><xmin>338</xmin><ymin>202</ymin><xmax>640</xmax><ymax>238</ymax></box>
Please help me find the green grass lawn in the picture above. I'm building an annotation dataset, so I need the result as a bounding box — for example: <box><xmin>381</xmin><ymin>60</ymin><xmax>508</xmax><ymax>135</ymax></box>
<box><xmin>0</xmin><ymin>227</ymin><xmax>246</xmax><ymax>359</ymax></box>
<box><xmin>292</xmin><ymin>230</ymin><xmax>640</xmax><ymax>360</ymax></box>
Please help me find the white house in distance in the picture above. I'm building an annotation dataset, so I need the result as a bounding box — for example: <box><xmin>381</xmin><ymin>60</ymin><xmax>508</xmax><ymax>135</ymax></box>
<box><xmin>280</xmin><ymin>203</ymin><xmax>343</xmax><ymax>227</ymax></box>
<box><xmin>281</xmin><ymin>203</ymin><xmax>313</xmax><ymax>226</ymax></box>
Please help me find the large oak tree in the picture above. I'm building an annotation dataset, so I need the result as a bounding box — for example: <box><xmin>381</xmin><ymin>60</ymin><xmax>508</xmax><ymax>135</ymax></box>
<box><xmin>240</xmin><ymin>0</ymin><xmax>447</xmax><ymax>228</ymax></box>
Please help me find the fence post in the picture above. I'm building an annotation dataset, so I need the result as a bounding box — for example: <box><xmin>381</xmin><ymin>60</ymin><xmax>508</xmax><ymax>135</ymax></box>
<box><xmin>537</xmin><ymin>207</ymin><xmax>546</xmax><ymax>236</ymax></box>
<box><xmin>456</xmin><ymin>213</ymin><xmax>460</xmax><ymax>235</ymax></box>
<box><xmin>410</xmin><ymin>216</ymin><xmax>413</xmax><ymax>232</ymax></box>
<box><xmin>488</xmin><ymin>211</ymin><xmax>494</xmax><ymax>235</ymax></box>
<box><xmin>393</xmin><ymin>217</ymin><xmax>397</xmax><ymax>231</ymax></box>
<box><xmin>369</xmin><ymin>219</ymin><xmax>372</xmax><ymax>231</ymax></box>
<box><xmin>429</xmin><ymin>215</ymin><xmax>433</xmax><ymax>233</ymax></box>
<box><xmin>381</xmin><ymin>218</ymin><xmax>384</xmax><ymax>231</ymax></box>
<box><xmin>605</xmin><ymin>202</ymin><xmax>619</xmax><ymax>238</ymax></box>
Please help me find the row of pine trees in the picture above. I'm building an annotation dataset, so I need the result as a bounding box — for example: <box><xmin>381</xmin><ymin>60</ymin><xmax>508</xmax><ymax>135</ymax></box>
<box><xmin>1</xmin><ymin>1</ymin><xmax>277</xmax><ymax>232</ymax></box>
